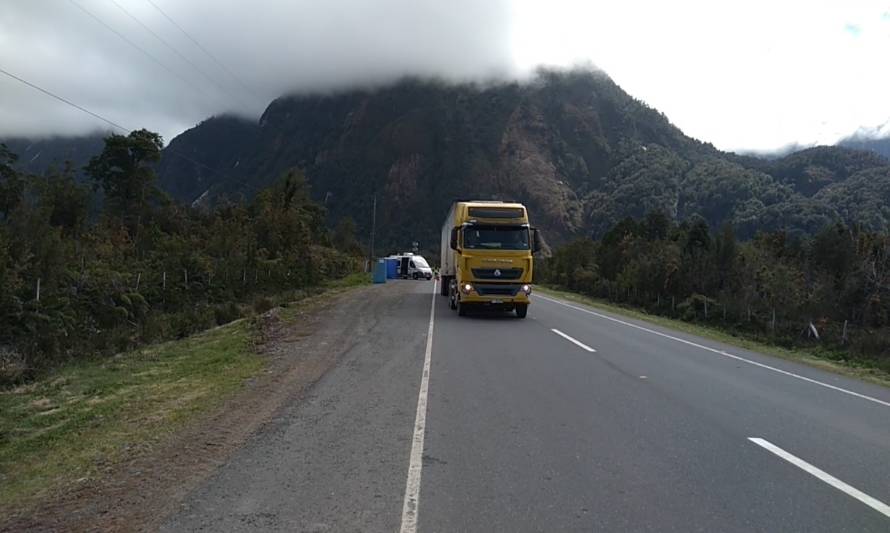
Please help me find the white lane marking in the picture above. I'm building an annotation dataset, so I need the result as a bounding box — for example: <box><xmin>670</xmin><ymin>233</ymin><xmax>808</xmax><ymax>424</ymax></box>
<box><xmin>537</xmin><ymin>295</ymin><xmax>890</xmax><ymax>409</ymax></box>
<box><xmin>399</xmin><ymin>280</ymin><xmax>437</xmax><ymax>533</ymax></box>
<box><xmin>551</xmin><ymin>328</ymin><xmax>596</xmax><ymax>352</ymax></box>
<box><xmin>749</xmin><ymin>437</ymin><xmax>890</xmax><ymax>518</ymax></box>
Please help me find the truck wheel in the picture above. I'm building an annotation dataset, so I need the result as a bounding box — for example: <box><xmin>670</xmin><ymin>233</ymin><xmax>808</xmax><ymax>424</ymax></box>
<box><xmin>413</xmin><ymin>272</ymin><xmax>419</xmax><ymax>280</ymax></box>
<box><xmin>457</xmin><ymin>299</ymin><xmax>468</xmax><ymax>316</ymax></box>
<box><xmin>440</xmin><ymin>276</ymin><xmax>450</xmax><ymax>296</ymax></box>
<box><xmin>515</xmin><ymin>304</ymin><xmax>528</xmax><ymax>318</ymax></box>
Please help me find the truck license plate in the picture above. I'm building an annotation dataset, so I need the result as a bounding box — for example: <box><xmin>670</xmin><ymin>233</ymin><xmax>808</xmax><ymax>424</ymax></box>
<box><xmin>491</xmin><ymin>299</ymin><xmax>503</xmax><ymax>304</ymax></box>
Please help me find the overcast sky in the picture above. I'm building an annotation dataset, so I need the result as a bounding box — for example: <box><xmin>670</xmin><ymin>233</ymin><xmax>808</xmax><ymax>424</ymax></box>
<box><xmin>1</xmin><ymin>0</ymin><xmax>888</xmax><ymax>152</ymax></box>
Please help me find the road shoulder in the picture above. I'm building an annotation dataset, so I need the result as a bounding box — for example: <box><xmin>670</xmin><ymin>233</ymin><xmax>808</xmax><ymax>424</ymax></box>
<box><xmin>1</xmin><ymin>283</ymin><xmax>378</xmax><ymax>532</ymax></box>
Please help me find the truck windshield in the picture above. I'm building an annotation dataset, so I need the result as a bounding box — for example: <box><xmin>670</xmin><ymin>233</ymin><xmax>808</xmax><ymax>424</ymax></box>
<box><xmin>463</xmin><ymin>225</ymin><xmax>529</xmax><ymax>250</ymax></box>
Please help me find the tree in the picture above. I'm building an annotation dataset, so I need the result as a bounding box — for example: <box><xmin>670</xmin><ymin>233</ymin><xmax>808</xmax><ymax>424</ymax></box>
<box><xmin>714</xmin><ymin>223</ymin><xmax>737</xmax><ymax>290</ymax></box>
<box><xmin>810</xmin><ymin>223</ymin><xmax>854</xmax><ymax>287</ymax></box>
<box><xmin>644</xmin><ymin>210</ymin><xmax>670</xmax><ymax>241</ymax></box>
<box><xmin>86</xmin><ymin>129</ymin><xmax>163</xmax><ymax>236</ymax></box>
<box><xmin>332</xmin><ymin>217</ymin><xmax>362</xmax><ymax>256</ymax></box>
<box><xmin>0</xmin><ymin>143</ymin><xmax>25</xmax><ymax>220</ymax></box>
<box><xmin>35</xmin><ymin>163</ymin><xmax>90</xmax><ymax>238</ymax></box>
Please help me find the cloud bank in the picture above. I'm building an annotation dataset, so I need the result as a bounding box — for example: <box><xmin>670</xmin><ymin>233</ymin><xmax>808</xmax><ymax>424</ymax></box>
<box><xmin>2</xmin><ymin>0</ymin><xmax>889</xmax><ymax>152</ymax></box>
<box><xmin>0</xmin><ymin>0</ymin><xmax>515</xmax><ymax>142</ymax></box>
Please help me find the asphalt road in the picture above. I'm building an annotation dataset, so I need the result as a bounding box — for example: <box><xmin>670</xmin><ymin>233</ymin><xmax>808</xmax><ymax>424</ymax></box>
<box><xmin>163</xmin><ymin>280</ymin><xmax>890</xmax><ymax>532</ymax></box>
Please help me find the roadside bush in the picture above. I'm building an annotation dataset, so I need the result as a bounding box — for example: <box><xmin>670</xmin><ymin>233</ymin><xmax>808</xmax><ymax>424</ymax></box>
<box><xmin>0</xmin><ymin>345</ymin><xmax>28</xmax><ymax>386</ymax></box>
<box><xmin>215</xmin><ymin>302</ymin><xmax>242</xmax><ymax>325</ymax></box>
<box><xmin>139</xmin><ymin>313</ymin><xmax>174</xmax><ymax>344</ymax></box>
<box><xmin>850</xmin><ymin>331</ymin><xmax>890</xmax><ymax>372</ymax></box>
<box><xmin>253</xmin><ymin>296</ymin><xmax>274</xmax><ymax>315</ymax></box>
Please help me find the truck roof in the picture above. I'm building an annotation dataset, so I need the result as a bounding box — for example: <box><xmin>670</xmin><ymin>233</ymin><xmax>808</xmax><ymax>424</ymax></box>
<box><xmin>459</xmin><ymin>200</ymin><xmax>525</xmax><ymax>208</ymax></box>
<box><xmin>448</xmin><ymin>200</ymin><xmax>530</xmax><ymax>225</ymax></box>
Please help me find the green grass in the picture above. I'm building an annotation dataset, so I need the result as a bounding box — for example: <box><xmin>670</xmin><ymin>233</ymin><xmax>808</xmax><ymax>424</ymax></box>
<box><xmin>0</xmin><ymin>274</ymin><xmax>371</xmax><ymax>512</ymax></box>
<box><xmin>324</xmin><ymin>271</ymin><xmax>372</xmax><ymax>289</ymax></box>
<box><xmin>538</xmin><ymin>286</ymin><xmax>890</xmax><ymax>389</ymax></box>
<box><xmin>0</xmin><ymin>320</ymin><xmax>263</xmax><ymax>510</ymax></box>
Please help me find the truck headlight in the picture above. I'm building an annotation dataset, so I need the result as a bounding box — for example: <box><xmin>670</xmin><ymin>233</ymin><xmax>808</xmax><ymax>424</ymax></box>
<box><xmin>521</xmin><ymin>284</ymin><xmax>532</xmax><ymax>294</ymax></box>
<box><xmin>461</xmin><ymin>283</ymin><xmax>473</xmax><ymax>294</ymax></box>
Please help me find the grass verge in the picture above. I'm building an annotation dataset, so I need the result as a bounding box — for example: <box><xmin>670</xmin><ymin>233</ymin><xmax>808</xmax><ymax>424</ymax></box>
<box><xmin>0</xmin><ymin>274</ymin><xmax>371</xmax><ymax>512</ymax></box>
<box><xmin>538</xmin><ymin>286</ymin><xmax>890</xmax><ymax>389</ymax></box>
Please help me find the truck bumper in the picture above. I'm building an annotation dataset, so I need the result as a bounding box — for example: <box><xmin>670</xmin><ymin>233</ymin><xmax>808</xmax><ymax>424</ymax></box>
<box><xmin>460</xmin><ymin>286</ymin><xmax>531</xmax><ymax>307</ymax></box>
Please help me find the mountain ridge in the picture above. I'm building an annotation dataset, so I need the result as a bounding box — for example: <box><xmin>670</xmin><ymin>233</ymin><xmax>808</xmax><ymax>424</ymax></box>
<box><xmin>5</xmin><ymin>69</ymin><xmax>890</xmax><ymax>250</ymax></box>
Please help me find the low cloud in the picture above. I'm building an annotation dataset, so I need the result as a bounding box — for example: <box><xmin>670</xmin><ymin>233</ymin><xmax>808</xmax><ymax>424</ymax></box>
<box><xmin>3</xmin><ymin>1</ymin><xmax>890</xmax><ymax>151</ymax></box>
<box><xmin>0</xmin><ymin>0</ymin><xmax>516</xmax><ymax>141</ymax></box>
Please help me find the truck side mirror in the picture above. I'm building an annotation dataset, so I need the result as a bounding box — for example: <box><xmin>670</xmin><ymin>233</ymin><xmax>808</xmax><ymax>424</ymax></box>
<box><xmin>450</xmin><ymin>227</ymin><xmax>459</xmax><ymax>250</ymax></box>
<box><xmin>532</xmin><ymin>228</ymin><xmax>542</xmax><ymax>254</ymax></box>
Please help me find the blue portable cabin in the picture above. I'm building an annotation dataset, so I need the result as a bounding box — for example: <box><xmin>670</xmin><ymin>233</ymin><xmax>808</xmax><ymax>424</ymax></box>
<box><xmin>373</xmin><ymin>259</ymin><xmax>387</xmax><ymax>284</ymax></box>
<box><xmin>385</xmin><ymin>258</ymin><xmax>399</xmax><ymax>279</ymax></box>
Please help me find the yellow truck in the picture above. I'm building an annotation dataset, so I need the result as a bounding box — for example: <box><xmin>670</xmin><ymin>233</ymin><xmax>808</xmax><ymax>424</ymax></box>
<box><xmin>439</xmin><ymin>201</ymin><xmax>541</xmax><ymax>318</ymax></box>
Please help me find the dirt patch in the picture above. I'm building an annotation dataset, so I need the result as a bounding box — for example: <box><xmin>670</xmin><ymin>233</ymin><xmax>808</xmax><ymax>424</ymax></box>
<box><xmin>1</xmin><ymin>284</ymin><xmax>377</xmax><ymax>533</ymax></box>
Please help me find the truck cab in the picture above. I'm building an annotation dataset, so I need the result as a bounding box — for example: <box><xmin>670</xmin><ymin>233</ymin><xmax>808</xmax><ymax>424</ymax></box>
<box><xmin>440</xmin><ymin>201</ymin><xmax>541</xmax><ymax>318</ymax></box>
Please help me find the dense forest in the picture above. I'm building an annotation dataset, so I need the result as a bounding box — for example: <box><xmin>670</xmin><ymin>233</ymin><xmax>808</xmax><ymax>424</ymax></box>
<box><xmin>539</xmin><ymin>214</ymin><xmax>890</xmax><ymax>371</ymax></box>
<box><xmin>0</xmin><ymin>131</ymin><xmax>362</xmax><ymax>385</ymax></box>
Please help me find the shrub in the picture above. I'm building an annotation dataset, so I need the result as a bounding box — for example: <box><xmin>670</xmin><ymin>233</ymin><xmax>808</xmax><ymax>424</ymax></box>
<box><xmin>215</xmin><ymin>302</ymin><xmax>242</xmax><ymax>325</ymax></box>
<box><xmin>253</xmin><ymin>296</ymin><xmax>274</xmax><ymax>315</ymax></box>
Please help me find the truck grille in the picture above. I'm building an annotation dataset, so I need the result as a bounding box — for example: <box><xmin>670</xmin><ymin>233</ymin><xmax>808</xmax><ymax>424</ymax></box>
<box><xmin>475</xmin><ymin>284</ymin><xmax>522</xmax><ymax>296</ymax></box>
<box><xmin>471</xmin><ymin>268</ymin><xmax>523</xmax><ymax>280</ymax></box>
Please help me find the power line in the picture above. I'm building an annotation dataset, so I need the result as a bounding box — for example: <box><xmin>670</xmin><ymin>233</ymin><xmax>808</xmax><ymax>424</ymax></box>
<box><xmin>67</xmin><ymin>0</ymin><xmax>220</xmax><ymax>105</ymax></box>
<box><xmin>144</xmin><ymin>0</ymin><xmax>261</xmax><ymax>100</ymax></box>
<box><xmin>0</xmin><ymin>64</ymin><xmax>233</xmax><ymax>186</ymax></box>
<box><xmin>0</xmin><ymin>65</ymin><xmax>127</xmax><ymax>132</ymax></box>
<box><xmin>107</xmin><ymin>0</ymin><xmax>248</xmax><ymax>108</ymax></box>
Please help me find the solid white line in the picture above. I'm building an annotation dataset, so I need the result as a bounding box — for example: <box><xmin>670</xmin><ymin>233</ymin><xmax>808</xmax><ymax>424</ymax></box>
<box><xmin>749</xmin><ymin>437</ymin><xmax>890</xmax><ymax>518</ymax></box>
<box><xmin>399</xmin><ymin>280</ymin><xmax>437</xmax><ymax>533</ymax></box>
<box><xmin>537</xmin><ymin>295</ymin><xmax>890</xmax><ymax>409</ymax></box>
<box><xmin>551</xmin><ymin>328</ymin><xmax>596</xmax><ymax>352</ymax></box>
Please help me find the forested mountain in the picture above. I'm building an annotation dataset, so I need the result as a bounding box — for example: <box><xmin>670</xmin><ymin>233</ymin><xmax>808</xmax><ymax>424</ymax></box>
<box><xmin>157</xmin><ymin>69</ymin><xmax>890</xmax><ymax>250</ymax></box>
<box><xmin>839</xmin><ymin>134</ymin><xmax>890</xmax><ymax>160</ymax></box>
<box><xmin>1</xmin><ymin>133</ymin><xmax>107</xmax><ymax>180</ymax></box>
<box><xmin>157</xmin><ymin>115</ymin><xmax>260</xmax><ymax>205</ymax></box>
<box><xmin>7</xmin><ymin>70</ymin><xmax>890</xmax><ymax>250</ymax></box>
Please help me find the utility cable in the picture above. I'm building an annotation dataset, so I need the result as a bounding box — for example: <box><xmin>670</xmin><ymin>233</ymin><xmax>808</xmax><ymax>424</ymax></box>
<box><xmin>67</xmin><ymin>0</ymin><xmax>220</xmax><ymax>105</ymax></box>
<box><xmin>144</xmin><ymin>0</ymin><xmax>261</xmax><ymax>100</ymax></box>
<box><xmin>0</xmin><ymin>64</ymin><xmax>233</xmax><ymax>185</ymax></box>
<box><xmin>108</xmin><ymin>0</ymin><xmax>248</xmax><ymax>107</ymax></box>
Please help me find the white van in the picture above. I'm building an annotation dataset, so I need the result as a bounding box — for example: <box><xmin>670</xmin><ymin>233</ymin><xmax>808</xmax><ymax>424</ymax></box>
<box><xmin>391</xmin><ymin>253</ymin><xmax>433</xmax><ymax>280</ymax></box>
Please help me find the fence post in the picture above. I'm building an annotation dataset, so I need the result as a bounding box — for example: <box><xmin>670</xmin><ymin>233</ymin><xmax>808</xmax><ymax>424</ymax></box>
<box><xmin>163</xmin><ymin>271</ymin><xmax>166</xmax><ymax>290</ymax></box>
<box><xmin>771</xmin><ymin>308</ymin><xmax>776</xmax><ymax>332</ymax></box>
<box><xmin>842</xmin><ymin>320</ymin><xmax>848</xmax><ymax>344</ymax></box>
<box><xmin>671</xmin><ymin>296</ymin><xmax>675</xmax><ymax>312</ymax></box>
<box><xmin>704</xmin><ymin>299</ymin><xmax>709</xmax><ymax>319</ymax></box>
<box><xmin>184</xmin><ymin>269</ymin><xmax>188</xmax><ymax>289</ymax></box>
<box><xmin>135</xmin><ymin>272</ymin><xmax>141</xmax><ymax>291</ymax></box>
<box><xmin>35</xmin><ymin>278</ymin><xmax>41</xmax><ymax>302</ymax></box>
